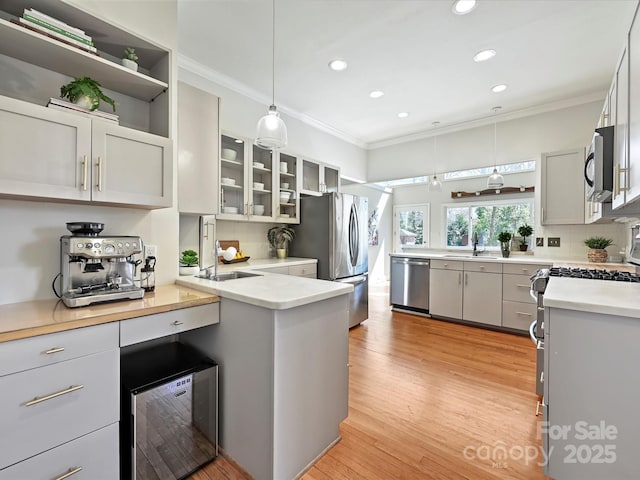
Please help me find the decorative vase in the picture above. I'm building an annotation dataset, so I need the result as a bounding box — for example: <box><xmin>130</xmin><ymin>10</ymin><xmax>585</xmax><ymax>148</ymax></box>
<box><xmin>587</xmin><ymin>248</ymin><xmax>608</xmax><ymax>263</ymax></box>
<box><xmin>121</xmin><ymin>58</ymin><xmax>138</xmax><ymax>71</ymax></box>
<box><xmin>74</xmin><ymin>95</ymin><xmax>94</xmax><ymax>110</ymax></box>
<box><xmin>501</xmin><ymin>243</ymin><xmax>510</xmax><ymax>258</ymax></box>
<box><xmin>179</xmin><ymin>265</ymin><xmax>200</xmax><ymax>276</ymax></box>
<box><xmin>276</xmin><ymin>248</ymin><xmax>287</xmax><ymax>259</ymax></box>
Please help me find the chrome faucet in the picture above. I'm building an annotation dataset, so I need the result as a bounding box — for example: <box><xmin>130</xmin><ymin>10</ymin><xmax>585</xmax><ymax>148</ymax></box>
<box><xmin>472</xmin><ymin>232</ymin><xmax>479</xmax><ymax>256</ymax></box>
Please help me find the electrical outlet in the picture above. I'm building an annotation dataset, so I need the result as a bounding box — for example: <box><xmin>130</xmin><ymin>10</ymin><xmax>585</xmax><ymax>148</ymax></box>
<box><xmin>548</xmin><ymin>237</ymin><xmax>561</xmax><ymax>247</ymax></box>
<box><xmin>536</xmin><ymin>237</ymin><xmax>544</xmax><ymax>247</ymax></box>
<box><xmin>145</xmin><ymin>244</ymin><xmax>157</xmax><ymax>258</ymax></box>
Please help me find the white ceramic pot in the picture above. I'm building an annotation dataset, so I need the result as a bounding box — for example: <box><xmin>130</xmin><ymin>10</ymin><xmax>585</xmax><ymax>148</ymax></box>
<box><xmin>276</xmin><ymin>248</ymin><xmax>287</xmax><ymax>259</ymax></box>
<box><xmin>179</xmin><ymin>265</ymin><xmax>200</xmax><ymax>276</ymax></box>
<box><xmin>122</xmin><ymin>58</ymin><xmax>138</xmax><ymax>71</ymax></box>
<box><xmin>74</xmin><ymin>95</ymin><xmax>94</xmax><ymax>110</ymax></box>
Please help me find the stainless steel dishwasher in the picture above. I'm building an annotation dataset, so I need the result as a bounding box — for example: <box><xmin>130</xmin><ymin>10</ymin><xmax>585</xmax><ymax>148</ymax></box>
<box><xmin>390</xmin><ymin>256</ymin><xmax>430</xmax><ymax>313</ymax></box>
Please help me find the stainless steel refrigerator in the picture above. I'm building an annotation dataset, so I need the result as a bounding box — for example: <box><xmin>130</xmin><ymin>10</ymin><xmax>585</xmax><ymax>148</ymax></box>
<box><xmin>290</xmin><ymin>192</ymin><xmax>368</xmax><ymax>328</ymax></box>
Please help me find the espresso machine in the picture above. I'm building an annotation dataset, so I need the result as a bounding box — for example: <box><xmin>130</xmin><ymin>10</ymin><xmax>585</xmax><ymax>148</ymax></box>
<box><xmin>60</xmin><ymin>222</ymin><xmax>145</xmax><ymax>308</ymax></box>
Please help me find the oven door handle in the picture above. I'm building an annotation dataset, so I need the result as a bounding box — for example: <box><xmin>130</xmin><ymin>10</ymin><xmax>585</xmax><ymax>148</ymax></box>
<box><xmin>529</xmin><ymin>288</ymin><xmax>538</xmax><ymax>302</ymax></box>
<box><xmin>529</xmin><ymin>321</ymin><xmax>538</xmax><ymax>345</ymax></box>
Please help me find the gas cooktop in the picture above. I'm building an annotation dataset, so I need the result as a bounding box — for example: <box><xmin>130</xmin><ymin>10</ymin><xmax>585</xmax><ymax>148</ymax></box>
<box><xmin>549</xmin><ymin>267</ymin><xmax>640</xmax><ymax>282</ymax></box>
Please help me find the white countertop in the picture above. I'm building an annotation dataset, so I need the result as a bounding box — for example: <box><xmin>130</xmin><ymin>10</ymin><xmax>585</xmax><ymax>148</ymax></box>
<box><xmin>543</xmin><ymin>277</ymin><xmax>640</xmax><ymax>318</ymax></box>
<box><xmin>176</xmin><ymin>258</ymin><xmax>352</xmax><ymax>310</ymax></box>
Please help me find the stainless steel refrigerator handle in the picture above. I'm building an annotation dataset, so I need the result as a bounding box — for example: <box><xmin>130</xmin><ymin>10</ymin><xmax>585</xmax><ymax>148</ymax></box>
<box><xmin>349</xmin><ymin>203</ymin><xmax>359</xmax><ymax>267</ymax></box>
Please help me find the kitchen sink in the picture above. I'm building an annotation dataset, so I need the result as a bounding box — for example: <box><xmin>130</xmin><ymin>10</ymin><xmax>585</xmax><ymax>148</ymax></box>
<box><xmin>196</xmin><ymin>271</ymin><xmax>261</xmax><ymax>281</ymax></box>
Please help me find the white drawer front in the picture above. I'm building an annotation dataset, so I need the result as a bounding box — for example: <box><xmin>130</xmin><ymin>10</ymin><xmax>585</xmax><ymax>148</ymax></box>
<box><xmin>502</xmin><ymin>301</ymin><xmax>537</xmax><ymax>331</ymax></box>
<box><xmin>0</xmin><ymin>423</ymin><xmax>118</xmax><ymax>480</ymax></box>
<box><xmin>502</xmin><ymin>274</ymin><xmax>536</xmax><ymax>303</ymax></box>
<box><xmin>120</xmin><ymin>303</ymin><xmax>220</xmax><ymax>347</ymax></box>
<box><xmin>0</xmin><ymin>322</ymin><xmax>119</xmax><ymax>377</ymax></box>
<box><xmin>256</xmin><ymin>265</ymin><xmax>289</xmax><ymax>274</ymax></box>
<box><xmin>0</xmin><ymin>349</ymin><xmax>119</xmax><ymax>469</ymax></box>
<box><xmin>463</xmin><ymin>261</ymin><xmax>502</xmax><ymax>274</ymax></box>
<box><xmin>502</xmin><ymin>263</ymin><xmax>550</xmax><ymax>276</ymax></box>
<box><xmin>431</xmin><ymin>259</ymin><xmax>463</xmax><ymax>270</ymax></box>
<box><xmin>289</xmin><ymin>263</ymin><xmax>317</xmax><ymax>277</ymax></box>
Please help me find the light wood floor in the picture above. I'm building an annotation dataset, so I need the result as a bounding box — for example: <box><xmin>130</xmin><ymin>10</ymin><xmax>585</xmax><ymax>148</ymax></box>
<box><xmin>190</xmin><ymin>283</ymin><xmax>549</xmax><ymax>480</ymax></box>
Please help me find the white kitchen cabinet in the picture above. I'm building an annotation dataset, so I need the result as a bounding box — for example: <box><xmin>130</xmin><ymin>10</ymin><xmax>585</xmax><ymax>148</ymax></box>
<box><xmin>300</xmin><ymin>158</ymin><xmax>340</xmax><ymax>196</ymax></box>
<box><xmin>429</xmin><ymin>265</ymin><xmax>463</xmax><ymax>319</ymax></box>
<box><xmin>540</xmin><ymin>148</ymin><xmax>585</xmax><ymax>225</ymax></box>
<box><xmin>0</xmin><ymin>1</ymin><xmax>173</xmax><ymax>209</ymax></box>
<box><xmin>501</xmin><ymin>263</ymin><xmax>550</xmax><ymax>331</ymax></box>
<box><xmin>218</xmin><ymin>132</ymin><xmax>277</xmax><ymax>222</ymax></box>
<box><xmin>178</xmin><ymin>81</ymin><xmax>220</xmax><ymax>215</ymax></box>
<box><xmin>613</xmin><ymin>45</ymin><xmax>629</xmax><ymax>209</ymax></box>
<box><xmin>462</xmin><ymin>265</ymin><xmax>502</xmax><ymax>327</ymax></box>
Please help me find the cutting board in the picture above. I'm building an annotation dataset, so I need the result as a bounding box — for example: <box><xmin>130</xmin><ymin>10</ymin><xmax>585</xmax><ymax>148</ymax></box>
<box><xmin>217</xmin><ymin>240</ymin><xmax>240</xmax><ymax>263</ymax></box>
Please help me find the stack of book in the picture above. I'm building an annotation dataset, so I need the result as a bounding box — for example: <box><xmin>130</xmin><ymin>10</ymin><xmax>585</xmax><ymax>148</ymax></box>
<box><xmin>18</xmin><ymin>8</ymin><xmax>96</xmax><ymax>54</ymax></box>
<box><xmin>47</xmin><ymin>98</ymin><xmax>119</xmax><ymax>124</ymax></box>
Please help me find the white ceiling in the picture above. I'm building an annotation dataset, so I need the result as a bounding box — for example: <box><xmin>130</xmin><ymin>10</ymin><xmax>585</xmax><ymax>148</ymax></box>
<box><xmin>177</xmin><ymin>0</ymin><xmax>637</xmax><ymax>148</ymax></box>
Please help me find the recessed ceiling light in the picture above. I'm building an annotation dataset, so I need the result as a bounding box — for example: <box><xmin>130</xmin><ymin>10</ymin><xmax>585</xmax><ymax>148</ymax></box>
<box><xmin>369</xmin><ymin>90</ymin><xmax>384</xmax><ymax>99</ymax></box>
<box><xmin>398</xmin><ymin>112</ymin><xmax>409</xmax><ymax>118</ymax></box>
<box><xmin>452</xmin><ymin>0</ymin><xmax>477</xmax><ymax>15</ymax></box>
<box><xmin>234</xmin><ymin>139</ymin><xmax>243</xmax><ymax>144</ymax></box>
<box><xmin>491</xmin><ymin>84</ymin><xmax>508</xmax><ymax>93</ymax></box>
<box><xmin>432</xmin><ymin>121</ymin><xmax>440</xmax><ymax>127</ymax></box>
<box><xmin>328</xmin><ymin>59</ymin><xmax>348</xmax><ymax>71</ymax></box>
<box><xmin>473</xmin><ymin>49</ymin><xmax>496</xmax><ymax>62</ymax></box>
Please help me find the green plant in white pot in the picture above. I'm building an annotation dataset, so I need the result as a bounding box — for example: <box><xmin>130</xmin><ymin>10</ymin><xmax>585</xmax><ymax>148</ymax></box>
<box><xmin>268</xmin><ymin>226</ymin><xmax>295</xmax><ymax>259</ymax></box>
<box><xmin>179</xmin><ymin>249</ymin><xmax>200</xmax><ymax>276</ymax></box>
<box><xmin>122</xmin><ymin>47</ymin><xmax>139</xmax><ymax>71</ymax></box>
<box><xmin>60</xmin><ymin>76</ymin><xmax>116</xmax><ymax>111</ymax></box>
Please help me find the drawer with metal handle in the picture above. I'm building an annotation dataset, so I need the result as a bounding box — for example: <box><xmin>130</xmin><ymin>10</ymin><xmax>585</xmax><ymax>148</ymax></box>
<box><xmin>502</xmin><ymin>300</ymin><xmax>537</xmax><ymax>331</ymax></box>
<box><xmin>0</xmin><ymin>423</ymin><xmax>118</xmax><ymax>480</ymax></box>
<box><xmin>0</xmin><ymin>349</ymin><xmax>119</xmax><ymax>469</ymax></box>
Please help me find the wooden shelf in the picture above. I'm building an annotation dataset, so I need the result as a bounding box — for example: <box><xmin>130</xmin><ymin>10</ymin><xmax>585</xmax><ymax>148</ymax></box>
<box><xmin>451</xmin><ymin>186</ymin><xmax>535</xmax><ymax>199</ymax></box>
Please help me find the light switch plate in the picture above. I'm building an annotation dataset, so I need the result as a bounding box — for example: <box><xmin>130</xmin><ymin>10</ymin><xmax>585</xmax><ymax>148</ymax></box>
<box><xmin>548</xmin><ymin>237</ymin><xmax>561</xmax><ymax>247</ymax></box>
<box><xmin>536</xmin><ymin>237</ymin><xmax>544</xmax><ymax>247</ymax></box>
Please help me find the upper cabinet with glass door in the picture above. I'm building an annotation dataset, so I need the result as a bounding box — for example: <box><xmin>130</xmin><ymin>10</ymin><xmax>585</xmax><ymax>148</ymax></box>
<box><xmin>277</xmin><ymin>152</ymin><xmax>300</xmax><ymax>223</ymax></box>
<box><xmin>219</xmin><ymin>134</ymin><xmax>248</xmax><ymax>218</ymax></box>
<box><xmin>218</xmin><ymin>133</ymin><xmax>277</xmax><ymax>222</ymax></box>
<box><xmin>300</xmin><ymin>158</ymin><xmax>340</xmax><ymax>196</ymax></box>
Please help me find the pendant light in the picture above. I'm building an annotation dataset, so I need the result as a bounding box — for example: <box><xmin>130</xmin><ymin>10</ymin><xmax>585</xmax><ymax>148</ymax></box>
<box><xmin>255</xmin><ymin>0</ymin><xmax>287</xmax><ymax>150</ymax></box>
<box><xmin>487</xmin><ymin>106</ymin><xmax>504</xmax><ymax>189</ymax></box>
<box><xmin>428</xmin><ymin>123</ymin><xmax>442</xmax><ymax>192</ymax></box>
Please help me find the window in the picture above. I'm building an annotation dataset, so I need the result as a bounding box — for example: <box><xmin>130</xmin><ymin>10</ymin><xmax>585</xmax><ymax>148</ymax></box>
<box><xmin>445</xmin><ymin>200</ymin><xmax>534</xmax><ymax>248</ymax></box>
<box><xmin>393</xmin><ymin>204</ymin><xmax>429</xmax><ymax>252</ymax></box>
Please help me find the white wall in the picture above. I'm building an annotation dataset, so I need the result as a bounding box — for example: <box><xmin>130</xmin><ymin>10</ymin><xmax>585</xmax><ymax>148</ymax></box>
<box><xmin>178</xmin><ymin>66</ymin><xmax>367</xmax><ymax>182</ymax></box>
<box><xmin>367</xmin><ymin>101</ymin><xmax>602</xmax><ymax>183</ymax></box>
<box><xmin>341</xmin><ymin>184</ymin><xmax>393</xmax><ymax>284</ymax></box>
<box><xmin>0</xmin><ymin>1</ymin><xmax>179</xmax><ymax>305</ymax></box>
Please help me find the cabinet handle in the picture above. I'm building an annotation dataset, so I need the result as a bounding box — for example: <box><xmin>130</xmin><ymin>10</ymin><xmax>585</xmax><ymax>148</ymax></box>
<box><xmin>480</xmin><ymin>266</ymin><xmax>485</xmax><ymax>270</ymax></box>
<box><xmin>81</xmin><ymin>156</ymin><xmax>88</xmax><ymax>191</ymax></box>
<box><xmin>614</xmin><ymin>164</ymin><xmax>620</xmax><ymax>196</ymax></box>
<box><xmin>44</xmin><ymin>347</ymin><xmax>65</xmax><ymax>355</ymax></box>
<box><xmin>23</xmin><ymin>384</ymin><xmax>84</xmax><ymax>407</ymax></box>
<box><xmin>516</xmin><ymin>284</ymin><xmax>529</xmax><ymax>288</ymax></box>
<box><xmin>521</xmin><ymin>268</ymin><xmax>529</xmax><ymax>272</ymax></box>
<box><xmin>541</xmin><ymin>207</ymin><xmax>545</xmax><ymax>222</ymax></box>
<box><xmin>53</xmin><ymin>467</ymin><xmax>83</xmax><ymax>480</ymax></box>
<box><xmin>540</xmin><ymin>371</ymin><xmax>544</xmax><ymax>383</ymax></box>
<box><xmin>516</xmin><ymin>311</ymin><xmax>533</xmax><ymax>316</ymax></box>
<box><xmin>465</xmin><ymin>273</ymin><xmax>468</xmax><ymax>285</ymax></box>
<box><xmin>458</xmin><ymin>272</ymin><xmax>461</xmax><ymax>285</ymax></box>
<box><xmin>443</xmin><ymin>263</ymin><xmax>448</xmax><ymax>267</ymax></box>
<box><xmin>172</xmin><ymin>320</ymin><xmax>184</xmax><ymax>326</ymax></box>
<box><xmin>96</xmin><ymin>157</ymin><xmax>103</xmax><ymax>191</ymax></box>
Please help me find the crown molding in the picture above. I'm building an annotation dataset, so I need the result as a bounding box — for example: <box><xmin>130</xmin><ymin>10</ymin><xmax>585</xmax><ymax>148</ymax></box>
<box><xmin>178</xmin><ymin>54</ymin><xmax>367</xmax><ymax>149</ymax></box>
<box><xmin>366</xmin><ymin>91</ymin><xmax>605</xmax><ymax>150</ymax></box>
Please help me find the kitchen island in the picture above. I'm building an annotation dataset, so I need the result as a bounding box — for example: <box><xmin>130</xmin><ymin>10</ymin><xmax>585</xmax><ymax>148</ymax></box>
<box><xmin>177</xmin><ymin>271</ymin><xmax>353</xmax><ymax>480</ymax></box>
<box><xmin>541</xmin><ymin>277</ymin><xmax>640</xmax><ymax>479</ymax></box>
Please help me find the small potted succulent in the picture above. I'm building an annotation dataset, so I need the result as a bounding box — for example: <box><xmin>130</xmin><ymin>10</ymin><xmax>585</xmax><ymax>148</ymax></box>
<box><xmin>584</xmin><ymin>236</ymin><xmax>614</xmax><ymax>263</ymax></box>
<box><xmin>60</xmin><ymin>76</ymin><xmax>116</xmax><ymax>111</ymax></box>
<box><xmin>122</xmin><ymin>47</ymin><xmax>139</xmax><ymax>71</ymax></box>
<box><xmin>179</xmin><ymin>249</ymin><xmax>200</xmax><ymax>276</ymax></box>
<box><xmin>517</xmin><ymin>223</ymin><xmax>533</xmax><ymax>252</ymax></box>
<box><xmin>497</xmin><ymin>231</ymin><xmax>512</xmax><ymax>258</ymax></box>
<box><xmin>267</xmin><ymin>226</ymin><xmax>295</xmax><ymax>259</ymax></box>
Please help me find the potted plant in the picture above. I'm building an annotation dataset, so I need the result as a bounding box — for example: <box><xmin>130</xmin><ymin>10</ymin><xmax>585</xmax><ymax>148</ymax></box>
<box><xmin>584</xmin><ymin>236</ymin><xmax>614</xmax><ymax>263</ymax></box>
<box><xmin>517</xmin><ymin>223</ymin><xmax>533</xmax><ymax>252</ymax></box>
<box><xmin>179</xmin><ymin>249</ymin><xmax>200</xmax><ymax>275</ymax></box>
<box><xmin>497</xmin><ymin>231</ymin><xmax>512</xmax><ymax>258</ymax></box>
<box><xmin>60</xmin><ymin>76</ymin><xmax>116</xmax><ymax>111</ymax></box>
<box><xmin>122</xmin><ymin>47</ymin><xmax>139</xmax><ymax>71</ymax></box>
<box><xmin>267</xmin><ymin>226</ymin><xmax>295</xmax><ymax>259</ymax></box>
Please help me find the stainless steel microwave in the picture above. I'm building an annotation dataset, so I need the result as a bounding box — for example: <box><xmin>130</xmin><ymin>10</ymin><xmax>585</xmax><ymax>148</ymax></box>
<box><xmin>584</xmin><ymin>125</ymin><xmax>614</xmax><ymax>202</ymax></box>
